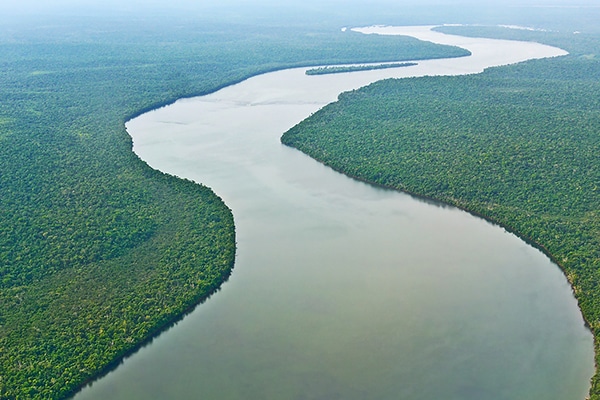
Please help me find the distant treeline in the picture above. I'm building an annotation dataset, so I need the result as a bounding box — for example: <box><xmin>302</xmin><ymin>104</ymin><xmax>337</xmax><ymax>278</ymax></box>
<box><xmin>306</xmin><ymin>62</ymin><xmax>418</xmax><ymax>75</ymax></box>
<box><xmin>283</xmin><ymin>28</ymin><xmax>600</xmax><ymax>399</ymax></box>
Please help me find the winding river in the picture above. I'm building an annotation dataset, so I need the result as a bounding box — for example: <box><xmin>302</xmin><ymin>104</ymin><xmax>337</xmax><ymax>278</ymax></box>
<box><xmin>74</xmin><ymin>26</ymin><xmax>593</xmax><ymax>399</ymax></box>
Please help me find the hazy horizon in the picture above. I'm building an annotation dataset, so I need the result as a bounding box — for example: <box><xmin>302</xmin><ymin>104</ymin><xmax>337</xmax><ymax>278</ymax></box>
<box><xmin>0</xmin><ymin>1</ymin><xmax>598</xmax><ymax>39</ymax></box>
<box><xmin>3</xmin><ymin>0</ymin><xmax>599</xmax><ymax>16</ymax></box>
<box><xmin>2</xmin><ymin>0</ymin><xmax>599</xmax><ymax>35</ymax></box>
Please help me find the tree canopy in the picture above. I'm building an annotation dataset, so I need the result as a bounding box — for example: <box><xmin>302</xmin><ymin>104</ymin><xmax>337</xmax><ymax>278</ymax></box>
<box><xmin>0</xmin><ymin>14</ymin><xmax>469</xmax><ymax>399</ymax></box>
<box><xmin>283</xmin><ymin>27</ymin><xmax>600</xmax><ymax>398</ymax></box>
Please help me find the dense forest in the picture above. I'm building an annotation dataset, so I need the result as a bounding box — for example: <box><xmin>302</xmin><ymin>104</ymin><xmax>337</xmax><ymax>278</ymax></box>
<box><xmin>0</xmin><ymin>13</ymin><xmax>469</xmax><ymax>399</ymax></box>
<box><xmin>282</xmin><ymin>27</ymin><xmax>600</xmax><ymax>398</ymax></box>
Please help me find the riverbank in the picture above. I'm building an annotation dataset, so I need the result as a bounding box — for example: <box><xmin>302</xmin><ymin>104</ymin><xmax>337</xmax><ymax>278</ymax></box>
<box><xmin>75</xmin><ymin>26</ymin><xmax>592</xmax><ymax>400</ymax></box>
<box><xmin>283</xmin><ymin>25</ymin><xmax>599</xmax><ymax>399</ymax></box>
<box><xmin>2</xmin><ymin>19</ymin><xmax>474</xmax><ymax>399</ymax></box>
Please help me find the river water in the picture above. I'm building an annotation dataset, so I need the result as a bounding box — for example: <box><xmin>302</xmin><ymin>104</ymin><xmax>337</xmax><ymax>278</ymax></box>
<box><xmin>74</xmin><ymin>26</ymin><xmax>593</xmax><ymax>399</ymax></box>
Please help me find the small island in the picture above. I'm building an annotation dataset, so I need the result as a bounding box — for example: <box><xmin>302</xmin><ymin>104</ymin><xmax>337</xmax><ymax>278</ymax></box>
<box><xmin>305</xmin><ymin>62</ymin><xmax>417</xmax><ymax>75</ymax></box>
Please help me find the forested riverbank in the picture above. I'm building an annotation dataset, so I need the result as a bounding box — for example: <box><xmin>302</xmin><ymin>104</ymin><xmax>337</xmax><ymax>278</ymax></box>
<box><xmin>282</xmin><ymin>27</ymin><xmax>600</xmax><ymax>398</ymax></box>
<box><xmin>0</xmin><ymin>14</ymin><xmax>470</xmax><ymax>399</ymax></box>
<box><xmin>306</xmin><ymin>62</ymin><xmax>418</xmax><ymax>75</ymax></box>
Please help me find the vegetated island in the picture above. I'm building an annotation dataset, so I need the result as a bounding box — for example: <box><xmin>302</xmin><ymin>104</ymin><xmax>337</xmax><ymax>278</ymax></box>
<box><xmin>282</xmin><ymin>26</ymin><xmax>600</xmax><ymax>399</ymax></box>
<box><xmin>0</xmin><ymin>15</ymin><xmax>470</xmax><ymax>399</ymax></box>
<box><xmin>306</xmin><ymin>62</ymin><xmax>417</xmax><ymax>75</ymax></box>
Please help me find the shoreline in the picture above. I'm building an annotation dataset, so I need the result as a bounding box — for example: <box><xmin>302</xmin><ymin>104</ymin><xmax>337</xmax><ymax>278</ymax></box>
<box><xmin>281</xmin><ymin>139</ymin><xmax>589</xmax><ymax>329</ymax></box>
<box><xmin>77</xmin><ymin>25</ymin><xmax>591</xmax><ymax>399</ymax></box>
<box><xmin>282</xmin><ymin>25</ymin><xmax>594</xmax><ymax>398</ymax></box>
<box><xmin>73</xmin><ymin>26</ymin><xmax>477</xmax><ymax>400</ymax></box>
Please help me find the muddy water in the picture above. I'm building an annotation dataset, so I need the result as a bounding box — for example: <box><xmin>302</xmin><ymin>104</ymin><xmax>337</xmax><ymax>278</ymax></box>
<box><xmin>74</xmin><ymin>26</ymin><xmax>592</xmax><ymax>400</ymax></box>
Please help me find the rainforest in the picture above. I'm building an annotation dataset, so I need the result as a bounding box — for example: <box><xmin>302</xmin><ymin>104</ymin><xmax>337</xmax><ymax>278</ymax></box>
<box><xmin>0</xmin><ymin>6</ymin><xmax>470</xmax><ymax>399</ymax></box>
<box><xmin>1</xmin><ymin>1</ymin><xmax>599</xmax><ymax>399</ymax></box>
<box><xmin>282</xmin><ymin>24</ymin><xmax>600</xmax><ymax>398</ymax></box>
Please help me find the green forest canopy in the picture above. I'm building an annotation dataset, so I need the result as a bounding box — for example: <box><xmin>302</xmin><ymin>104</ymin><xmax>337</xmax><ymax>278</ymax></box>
<box><xmin>0</xmin><ymin>14</ymin><xmax>469</xmax><ymax>399</ymax></box>
<box><xmin>282</xmin><ymin>26</ymin><xmax>600</xmax><ymax>399</ymax></box>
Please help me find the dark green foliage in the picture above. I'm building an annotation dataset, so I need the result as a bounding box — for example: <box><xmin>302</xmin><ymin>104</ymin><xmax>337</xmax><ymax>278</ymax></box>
<box><xmin>0</xmin><ymin>14</ymin><xmax>468</xmax><ymax>399</ymax></box>
<box><xmin>283</xmin><ymin>32</ymin><xmax>600</xmax><ymax>398</ymax></box>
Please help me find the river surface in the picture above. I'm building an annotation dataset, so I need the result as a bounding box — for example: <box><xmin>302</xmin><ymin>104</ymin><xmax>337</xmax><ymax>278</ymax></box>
<box><xmin>74</xmin><ymin>26</ymin><xmax>593</xmax><ymax>399</ymax></box>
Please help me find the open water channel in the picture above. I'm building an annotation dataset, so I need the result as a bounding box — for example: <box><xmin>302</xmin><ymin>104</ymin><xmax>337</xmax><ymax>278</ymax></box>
<box><xmin>74</xmin><ymin>26</ymin><xmax>593</xmax><ymax>399</ymax></box>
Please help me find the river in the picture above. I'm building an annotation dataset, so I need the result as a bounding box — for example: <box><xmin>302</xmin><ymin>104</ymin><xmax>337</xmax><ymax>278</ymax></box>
<box><xmin>74</xmin><ymin>26</ymin><xmax>593</xmax><ymax>400</ymax></box>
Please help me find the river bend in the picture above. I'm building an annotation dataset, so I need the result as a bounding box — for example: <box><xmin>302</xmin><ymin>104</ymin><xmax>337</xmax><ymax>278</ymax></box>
<box><xmin>74</xmin><ymin>26</ymin><xmax>592</xmax><ymax>400</ymax></box>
